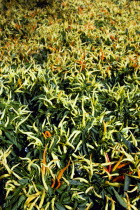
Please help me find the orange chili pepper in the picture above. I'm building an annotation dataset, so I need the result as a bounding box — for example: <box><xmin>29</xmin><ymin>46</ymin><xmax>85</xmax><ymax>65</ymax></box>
<box><xmin>42</xmin><ymin>131</ymin><xmax>52</xmax><ymax>139</ymax></box>
<box><xmin>50</xmin><ymin>178</ymin><xmax>56</xmax><ymax>188</ymax></box>
<box><xmin>51</xmin><ymin>160</ymin><xmax>71</xmax><ymax>189</ymax></box>
<box><xmin>55</xmin><ymin>179</ymin><xmax>61</xmax><ymax>190</ymax></box>
<box><xmin>55</xmin><ymin>160</ymin><xmax>70</xmax><ymax>189</ymax></box>
<box><xmin>103</xmin><ymin>166</ymin><xmax>110</xmax><ymax>173</ymax></box>
<box><xmin>57</xmin><ymin>160</ymin><xmax>70</xmax><ymax>180</ymax></box>
<box><xmin>116</xmin><ymin>162</ymin><xmax>130</xmax><ymax>170</ymax></box>
<box><xmin>128</xmin><ymin>171</ymin><xmax>133</xmax><ymax>175</ymax></box>
<box><xmin>100</xmin><ymin>49</ymin><xmax>105</xmax><ymax>61</ymax></box>
<box><xmin>112</xmin><ymin>155</ymin><xmax>124</xmax><ymax>172</ymax></box>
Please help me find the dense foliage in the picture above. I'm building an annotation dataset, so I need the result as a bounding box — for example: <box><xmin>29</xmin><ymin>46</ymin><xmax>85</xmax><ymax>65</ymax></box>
<box><xmin>0</xmin><ymin>0</ymin><xmax>140</xmax><ymax>209</ymax></box>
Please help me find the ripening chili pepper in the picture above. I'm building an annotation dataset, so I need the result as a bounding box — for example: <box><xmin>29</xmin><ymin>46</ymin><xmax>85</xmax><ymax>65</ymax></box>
<box><xmin>104</xmin><ymin>152</ymin><xmax>112</xmax><ymax>173</ymax></box>
<box><xmin>17</xmin><ymin>78</ymin><xmax>22</xmax><ymax>87</ymax></box>
<box><xmin>112</xmin><ymin>171</ymin><xmax>133</xmax><ymax>182</ymax></box>
<box><xmin>116</xmin><ymin>162</ymin><xmax>130</xmax><ymax>170</ymax></box>
<box><xmin>112</xmin><ymin>155</ymin><xmax>124</xmax><ymax>172</ymax></box>
<box><xmin>51</xmin><ymin>160</ymin><xmax>70</xmax><ymax>190</ymax></box>
<box><xmin>55</xmin><ymin>160</ymin><xmax>70</xmax><ymax>189</ymax></box>
<box><xmin>110</xmin><ymin>35</ymin><xmax>115</xmax><ymax>40</ymax></box>
<box><xmin>112</xmin><ymin>175</ymin><xmax>125</xmax><ymax>182</ymax></box>
<box><xmin>78</xmin><ymin>6</ymin><xmax>83</xmax><ymax>14</ymax></box>
<box><xmin>50</xmin><ymin>178</ymin><xmax>56</xmax><ymax>188</ymax></box>
<box><xmin>128</xmin><ymin>171</ymin><xmax>133</xmax><ymax>175</ymax></box>
<box><xmin>42</xmin><ymin>131</ymin><xmax>51</xmax><ymax>139</ymax></box>
<box><xmin>100</xmin><ymin>49</ymin><xmax>105</xmax><ymax>61</ymax></box>
<box><xmin>57</xmin><ymin>160</ymin><xmax>70</xmax><ymax>180</ymax></box>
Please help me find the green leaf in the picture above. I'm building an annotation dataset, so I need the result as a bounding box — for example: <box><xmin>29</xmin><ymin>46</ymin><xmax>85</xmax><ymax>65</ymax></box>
<box><xmin>124</xmin><ymin>175</ymin><xmax>131</xmax><ymax>192</ymax></box>
<box><xmin>6</xmin><ymin>187</ymin><xmax>22</xmax><ymax>201</ymax></box>
<box><xmin>12</xmin><ymin>195</ymin><xmax>26</xmax><ymax>210</ymax></box>
<box><xmin>112</xmin><ymin>188</ymin><xmax>128</xmax><ymax>208</ymax></box>
<box><xmin>69</xmin><ymin>180</ymin><xmax>83</xmax><ymax>186</ymax></box>
<box><xmin>18</xmin><ymin>178</ymin><xmax>29</xmax><ymax>185</ymax></box>
<box><xmin>55</xmin><ymin>202</ymin><xmax>66</xmax><ymax>210</ymax></box>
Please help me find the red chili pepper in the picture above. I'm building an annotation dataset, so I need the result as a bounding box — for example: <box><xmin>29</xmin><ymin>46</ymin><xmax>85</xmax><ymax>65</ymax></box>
<box><xmin>104</xmin><ymin>152</ymin><xmax>112</xmax><ymax>173</ymax></box>
<box><xmin>112</xmin><ymin>175</ymin><xmax>125</xmax><ymax>182</ymax></box>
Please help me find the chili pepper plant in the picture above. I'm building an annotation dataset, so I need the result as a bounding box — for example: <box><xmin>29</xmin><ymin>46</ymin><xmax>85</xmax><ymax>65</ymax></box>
<box><xmin>0</xmin><ymin>0</ymin><xmax>140</xmax><ymax>209</ymax></box>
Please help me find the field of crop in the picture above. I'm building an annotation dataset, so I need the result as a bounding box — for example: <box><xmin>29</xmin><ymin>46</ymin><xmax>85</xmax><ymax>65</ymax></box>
<box><xmin>0</xmin><ymin>0</ymin><xmax>140</xmax><ymax>209</ymax></box>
